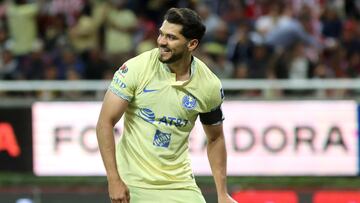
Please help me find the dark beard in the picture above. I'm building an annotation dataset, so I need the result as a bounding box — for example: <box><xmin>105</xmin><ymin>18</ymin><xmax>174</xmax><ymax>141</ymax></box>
<box><xmin>158</xmin><ymin>51</ymin><xmax>183</xmax><ymax>64</ymax></box>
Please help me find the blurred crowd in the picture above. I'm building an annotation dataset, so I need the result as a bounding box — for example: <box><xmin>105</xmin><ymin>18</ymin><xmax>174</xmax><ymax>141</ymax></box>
<box><xmin>0</xmin><ymin>0</ymin><xmax>359</xmax><ymax>97</ymax></box>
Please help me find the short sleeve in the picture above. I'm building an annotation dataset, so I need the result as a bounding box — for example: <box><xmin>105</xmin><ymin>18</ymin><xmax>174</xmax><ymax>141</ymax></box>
<box><xmin>208</xmin><ymin>83</ymin><xmax>224</xmax><ymax>111</ymax></box>
<box><xmin>108</xmin><ymin>63</ymin><xmax>138</xmax><ymax>102</ymax></box>
<box><xmin>199</xmin><ymin>85</ymin><xmax>225</xmax><ymax>125</ymax></box>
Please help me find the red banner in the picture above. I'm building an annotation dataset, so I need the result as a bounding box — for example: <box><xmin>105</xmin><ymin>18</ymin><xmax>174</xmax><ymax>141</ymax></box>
<box><xmin>232</xmin><ymin>190</ymin><xmax>298</xmax><ymax>203</ymax></box>
<box><xmin>314</xmin><ymin>191</ymin><xmax>360</xmax><ymax>203</ymax></box>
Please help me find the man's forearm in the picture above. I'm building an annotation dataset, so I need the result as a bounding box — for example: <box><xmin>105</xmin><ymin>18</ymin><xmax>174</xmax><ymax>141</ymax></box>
<box><xmin>96</xmin><ymin>122</ymin><xmax>120</xmax><ymax>181</ymax></box>
<box><xmin>207</xmin><ymin>134</ymin><xmax>228</xmax><ymax>194</ymax></box>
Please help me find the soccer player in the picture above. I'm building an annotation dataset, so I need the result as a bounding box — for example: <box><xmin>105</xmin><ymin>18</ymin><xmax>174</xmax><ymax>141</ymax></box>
<box><xmin>96</xmin><ymin>7</ymin><xmax>237</xmax><ymax>203</ymax></box>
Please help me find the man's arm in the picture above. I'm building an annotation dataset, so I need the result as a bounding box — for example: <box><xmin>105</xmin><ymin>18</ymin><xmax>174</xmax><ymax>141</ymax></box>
<box><xmin>96</xmin><ymin>90</ymin><xmax>130</xmax><ymax>203</ymax></box>
<box><xmin>203</xmin><ymin>124</ymin><xmax>237</xmax><ymax>203</ymax></box>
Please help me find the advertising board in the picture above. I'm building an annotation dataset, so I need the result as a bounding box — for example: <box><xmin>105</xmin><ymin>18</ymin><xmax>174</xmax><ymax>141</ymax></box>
<box><xmin>32</xmin><ymin>101</ymin><xmax>358</xmax><ymax>176</ymax></box>
<box><xmin>0</xmin><ymin>107</ymin><xmax>32</xmax><ymax>172</ymax></box>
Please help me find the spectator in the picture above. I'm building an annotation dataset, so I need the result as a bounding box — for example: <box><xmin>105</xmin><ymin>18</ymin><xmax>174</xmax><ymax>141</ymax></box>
<box><xmin>340</xmin><ymin>19</ymin><xmax>360</xmax><ymax>56</ymax></box>
<box><xmin>345</xmin><ymin>0</ymin><xmax>360</xmax><ymax>20</ymax></box>
<box><xmin>255</xmin><ymin>2</ymin><xmax>284</xmax><ymax>38</ymax></box>
<box><xmin>287</xmin><ymin>42</ymin><xmax>315</xmax><ymax>80</ymax></box>
<box><xmin>84</xmin><ymin>48</ymin><xmax>110</xmax><ymax>80</ymax></box>
<box><xmin>313</xmin><ymin>62</ymin><xmax>330</xmax><ymax>79</ymax></box>
<box><xmin>227</xmin><ymin>22</ymin><xmax>254</xmax><ymax>67</ymax></box>
<box><xmin>20</xmin><ymin>40</ymin><xmax>47</xmax><ymax>80</ymax></box>
<box><xmin>45</xmin><ymin>0</ymin><xmax>84</xmax><ymax>26</ymax></box>
<box><xmin>264</xmin><ymin>10</ymin><xmax>319</xmax><ymax>50</ymax></box>
<box><xmin>54</xmin><ymin>47</ymin><xmax>84</xmax><ymax>79</ymax></box>
<box><xmin>218</xmin><ymin>0</ymin><xmax>245</xmax><ymax>32</ymax></box>
<box><xmin>104</xmin><ymin>0</ymin><xmax>137</xmax><ymax>67</ymax></box>
<box><xmin>234</xmin><ymin>62</ymin><xmax>248</xmax><ymax>79</ymax></box>
<box><xmin>0</xmin><ymin>48</ymin><xmax>18</xmax><ymax>80</ymax></box>
<box><xmin>201</xmin><ymin>42</ymin><xmax>234</xmax><ymax>79</ymax></box>
<box><xmin>69</xmin><ymin>1</ymin><xmax>99</xmax><ymax>61</ymax></box>
<box><xmin>196</xmin><ymin>3</ymin><xmax>222</xmax><ymax>39</ymax></box>
<box><xmin>203</xmin><ymin>20</ymin><xmax>229</xmax><ymax>47</ymax></box>
<box><xmin>246</xmin><ymin>43</ymin><xmax>271</xmax><ymax>79</ymax></box>
<box><xmin>5</xmin><ymin>0</ymin><xmax>41</xmax><ymax>56</ymax></box>
<box><xmin>39</xmin><ymin>63</ymin><xmax>59</xmax><ymax>99</ymax></box>
<box><xmin>42</xmin><ymin>14</ymin><xmax>68</xmax><ymax>52</ymax></box>
<box><xmin>62</xmin><ymin>68</ymin><xmax>82</xmax><ymax>99</ymax></box>
<box><xmin>320</xmin><ymin>6</ymin><xmax>343</xmax><ymax>39</ymax></box>
<box><xmin>274</xmin><ymin>42</ymin><xmax>315</xmax><ymax>80</ymax></box>
<box><xmin>133</xmin><ymin>14</ymin><xmax>157</xmax><ymax>55</ymax></box>
<box><xmin>0</xmin><ymin>23</ymin><xmax>7</xmax><ymax>49</ymax></box>
<box><xmin>346</xmin><ymin>52</ymin><xmax>360</xmax><ymax>78</ymax></box>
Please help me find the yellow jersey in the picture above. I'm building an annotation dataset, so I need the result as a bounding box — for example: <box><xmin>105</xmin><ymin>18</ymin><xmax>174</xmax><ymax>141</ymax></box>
<box><xmin>109</xmin><ymin>48</ymin><xmax>223</xmax><ymax>189</ymax></box>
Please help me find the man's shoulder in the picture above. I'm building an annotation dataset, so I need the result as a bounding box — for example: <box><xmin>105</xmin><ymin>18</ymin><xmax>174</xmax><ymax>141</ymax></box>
<box><xmin>192</xmin><ymin>57</ymin><xmax>223</xmax><ymax>106</ymax></box>
<box><xmin>193</xmin><ymin>57</ymin><xmax>222</xmax><ymax>87</ymax></box>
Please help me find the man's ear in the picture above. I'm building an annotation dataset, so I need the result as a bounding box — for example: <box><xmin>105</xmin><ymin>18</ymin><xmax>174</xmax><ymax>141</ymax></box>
<box><xmin>187</xmin><ymin>39</ymin><xmax>199</xmax><ymax>51</ymax></box>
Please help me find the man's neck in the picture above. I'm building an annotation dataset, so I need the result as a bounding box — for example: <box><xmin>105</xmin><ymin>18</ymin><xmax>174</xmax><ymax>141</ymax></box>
<box><xmin>168</xmin><ymin>55</ymin><xmax>192</xmax><ymax>81</ymax></box>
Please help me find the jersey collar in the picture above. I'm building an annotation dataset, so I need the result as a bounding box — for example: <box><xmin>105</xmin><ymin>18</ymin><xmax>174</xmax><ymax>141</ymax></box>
<box><xmin>162</xmin><ymin>56</ymin><xmax>196</xmax><ymax>86</ymax></box>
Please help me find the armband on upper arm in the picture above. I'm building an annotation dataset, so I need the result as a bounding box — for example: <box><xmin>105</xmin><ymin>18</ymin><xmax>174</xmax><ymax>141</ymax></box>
<box><xmin>199</xmin><ymin>105</ymin><xmax>224</xmax><ymax>125</ymax></box>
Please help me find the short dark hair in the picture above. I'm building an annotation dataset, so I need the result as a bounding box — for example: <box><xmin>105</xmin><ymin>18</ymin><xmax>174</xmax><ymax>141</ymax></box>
<box><xmin>164</xmin><ymin>8</ymin><xmax>206</xmax><ymax>42</ymax></box>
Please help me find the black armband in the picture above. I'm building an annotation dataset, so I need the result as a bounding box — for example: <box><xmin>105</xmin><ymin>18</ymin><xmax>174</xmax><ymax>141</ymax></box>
<box><xmin>199</xmin><ymin>105</ymin><xmax>224</xmax><ymax>125</ymax></box>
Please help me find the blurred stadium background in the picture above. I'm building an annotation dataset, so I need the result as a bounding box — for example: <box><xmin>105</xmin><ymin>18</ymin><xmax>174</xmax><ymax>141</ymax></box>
<box><xmin>1</xmin><ymin>0</ymin><xmax>360</xmax><ymax>202</ymax></box>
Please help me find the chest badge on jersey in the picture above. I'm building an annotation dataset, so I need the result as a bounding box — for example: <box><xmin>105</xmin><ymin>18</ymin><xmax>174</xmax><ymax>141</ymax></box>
<box><xmin>182</xmin><ymin>94</ymin><xmax>197</xmax><ymax>110</ymax></box>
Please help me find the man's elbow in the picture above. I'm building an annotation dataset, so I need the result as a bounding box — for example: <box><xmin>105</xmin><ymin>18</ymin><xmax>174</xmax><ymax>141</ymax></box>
<box><xmin>207</xmin><ymin>133</ymin><xmax>224</xmax><ymax>144</ymax></box>
<box><xmin>96</xmin><ymin>120</ymin><xmax>112</xmax><ymax>136</ymax></box>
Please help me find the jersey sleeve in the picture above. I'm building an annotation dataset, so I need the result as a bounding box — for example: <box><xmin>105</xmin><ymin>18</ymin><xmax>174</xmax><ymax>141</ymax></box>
<box><xmin>108</xmin><ymin>63</ymin><xmax>138</xmax><ymax>102</ymax></box>
<box><xmin>199</xmin><ymin>83</ymin><xmax>225</xmax><ymax>125</ymax></box>
<box><xmin>209</xmin><ymin>82</ymin><xmax>225</xmax><ymax>111</ymax></box>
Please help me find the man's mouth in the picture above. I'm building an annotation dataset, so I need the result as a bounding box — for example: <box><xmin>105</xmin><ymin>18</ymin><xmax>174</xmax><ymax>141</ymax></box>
<box><xmin>160</xmin><ymin>47</ymin><xmax>171</xmax><ymax>53</ymax></box>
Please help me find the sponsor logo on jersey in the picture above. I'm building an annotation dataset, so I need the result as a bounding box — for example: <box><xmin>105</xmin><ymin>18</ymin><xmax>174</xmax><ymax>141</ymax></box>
<box><xmin>182</xmin><ymin>94</ymin><xmax>197</xmax><ymax>110</ymax></box>
<box><xmin>112</xmin><ymin>74</ymin><xmax>127</xmax><ymax>88</ymax></box>
<box><xmin>153</xmin><ymin>129</ymin><xmax>171</xmax><ymax>148</ymax></box>
<box><xmin>138</xmin><ymin>108</ymin><xmax>155</xmax><ymax>123</ymax></box>
<box><xmin>158</xmin><ymin>116</ymin><xmax>189</xmax><ymax>127</ymax></box>
<box><xmin>137</xmin><ymin>108</ymin><xmax>189</xmax><ymax>127</ymax></box>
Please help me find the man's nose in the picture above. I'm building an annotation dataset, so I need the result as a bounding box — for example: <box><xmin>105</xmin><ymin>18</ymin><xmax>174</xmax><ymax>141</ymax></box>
<box><xmin>158</xmin><ymin>35</ymin><xmax>167</xmax><ymax>45</ymax></box>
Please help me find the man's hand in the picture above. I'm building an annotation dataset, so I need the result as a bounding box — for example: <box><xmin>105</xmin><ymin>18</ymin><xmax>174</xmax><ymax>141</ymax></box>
<box><xmin>108</xmin><ymin>178</ymin><xmax>130</xmax><ymax>203</ymax></box>
<box><xmin>218</xmin><ymin>193</ymin><xmax>238</xmax><ymax>203</ymax></box>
